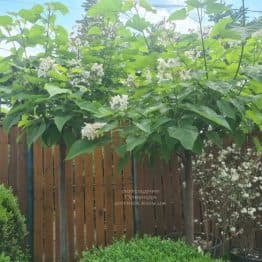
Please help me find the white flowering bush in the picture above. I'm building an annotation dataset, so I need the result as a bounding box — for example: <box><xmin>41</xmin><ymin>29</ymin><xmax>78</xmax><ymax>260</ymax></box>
<box><xmin>193</xmin><ymin>142</ymin><xmax>262</xmax><ymax>249</ymax></box>
<box><xmin>81</xmin><ymin>122</ymin><xmax>106</xmax><ymax>140</ymax></box>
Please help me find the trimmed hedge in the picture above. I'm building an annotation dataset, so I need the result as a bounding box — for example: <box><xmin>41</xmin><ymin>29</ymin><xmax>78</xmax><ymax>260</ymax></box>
<box><xmin>0</xmin><ymin>184</ymin><xmax>28</xmax><ymax>261</ymax></box>
<box><xmin>80</xmin><ymin>236</ymin><xmax>223</xmax><ymax>262</ymax></box>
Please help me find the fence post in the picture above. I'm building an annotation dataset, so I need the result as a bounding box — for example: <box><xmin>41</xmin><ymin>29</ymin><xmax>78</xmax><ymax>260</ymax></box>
<box><xmin>27</xmin><ymin>147</ymin><xmax>33</xmax><ymax>260</ymax></box>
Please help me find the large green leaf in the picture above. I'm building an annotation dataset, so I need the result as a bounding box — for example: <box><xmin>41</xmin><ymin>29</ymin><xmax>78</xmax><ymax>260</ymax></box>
<box><xmin>168</xmin><ymin>8</ymin><xmax>187</xmax><ymax>21</ymax></box>
<box><xmin>18</xmin><ymin>4</ymin><xmax>43</xmax><ymax>23</ymax></box>
<box><xmin>27</xmin><ymin>121</ymin><xmax>46</xmax><ymax>146</ymax></box>
<box><xmin>88</xmin><ymin>0</ymin><xmax>122</xmax><ymax>19</ymax></box>
<box><xmin>139</xmin><ymin>0</ymin><xmax>156</xmax><ymax>13</ymax></box>
<box><xmin>217</xmin><ymin>100</ymin><xmax>236</xmax><ymax>119</ymax></box>
<box><xmin>0</xmin><ymin>15</ymin><xmax>13</xmax><ymax>26</ymax></box>
<box><xmin>3</xmin><ymin>114</ymin><xmax>21</xmax><ymax>133</ymax></box>
<box><xmin>126</xmin><ymin>136</ymin><xmax>147</xmax><ymax>151</ymax></box>
<box><xmin>182</xmin><ymin>103</ymin><xmax>231</xmax><ymax>130</ymax></box>
<box><xmin>126</xmin><ymin>15</ymin><xmax>150</xmax><ymax>32</ymax></box>
<box><xmin>168</xmin><ymin>125</ymin><xmax>199</xmax><ymax>150</ymax></box>
<box><xmin>44</xmin><ymin>84</ymin><xmax>71</xmax><ymax>97</ymax></box>
<box><xmin>66</xmin><ymin>137</ymin><xmax>110</xmax><ymax>160</ymax></box>
<box><xmin>46</xmin><ymin>2</ymin><xmax>68</xmax><ymax>15</ymax></box>
<box><xmin>134</xmin><ymin>120</ymin><xmax>151</xmax><ymax>133</ymax></box>
<box><xmin>75</xmin><ymin>101</ymin><xmax>99</xmax><ymax>113</ymax></box>
<box><xmin>54</xmin><ymin>115</ymin><xmax>72</xmax><ymax>132</ymax></box>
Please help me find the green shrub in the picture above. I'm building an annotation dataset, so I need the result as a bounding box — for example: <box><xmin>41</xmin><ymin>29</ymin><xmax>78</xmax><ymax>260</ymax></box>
<box><xmin>0</xmin><ymin>184</ymin><xmax>28</xmax><ymax>261</ymax></box>
<box><xmin>0</xmin><ymin>253</ymin><xmax>11</xmax><ymax>262</ymax></box>
<box><xmin>80</xmin><ymin>236</ymin><xmax>223</xmax><ymax>262</ymax></box>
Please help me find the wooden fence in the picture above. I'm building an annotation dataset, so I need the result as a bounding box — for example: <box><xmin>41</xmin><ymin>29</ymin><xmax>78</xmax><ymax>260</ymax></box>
<box><xmin>0</xmin><ymin>127</ymin><xmax>184</xmax><ymax>261</ymax></box>
<box><xmin>0</xmin><ymin>127</ymin><xmax>260</xmax><ymax>261</ymax></box>
<box><xmin>31</xmin><ymin>142</ymin><xmax>184</xmax><ymax>261</ymax></box>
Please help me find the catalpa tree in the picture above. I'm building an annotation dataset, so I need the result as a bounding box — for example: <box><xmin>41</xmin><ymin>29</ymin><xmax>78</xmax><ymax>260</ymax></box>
<box><xmin>0</xmin><ymin>0</ymin><xmax>261</xmax><ymax>252</ymax></box>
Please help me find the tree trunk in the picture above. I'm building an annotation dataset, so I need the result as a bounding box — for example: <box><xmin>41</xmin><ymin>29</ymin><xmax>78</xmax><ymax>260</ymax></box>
<box><xmin>183</xmin><ymin>150</ymin><xmax>194</xmax><ymax>245</ymax></box>
<box><xmin>58</xmin><ymin>144</ymin><xmax>68</xmax><ymax>261</ymax></box>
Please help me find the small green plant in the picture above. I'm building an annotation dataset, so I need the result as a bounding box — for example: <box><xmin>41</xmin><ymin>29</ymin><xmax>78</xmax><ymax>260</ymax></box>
<box><xmin>80</xmin><ymin>236</ymin><xmax>224</xmax><ymax>262</ymax></box>
<box><xmin>0</xmin><ymin>184</ymin><xmax>29</xmax><ymax>261</ymax></box>
<box><xmin>0</xmin><ymin>253</ymin><xmax>11</xmax><ymax>262</ymax></box>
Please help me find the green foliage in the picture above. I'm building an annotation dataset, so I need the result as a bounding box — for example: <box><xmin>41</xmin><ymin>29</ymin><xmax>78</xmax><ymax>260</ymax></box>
<box><xmin>80</xmin><ymin>236</ymin><xmax>223</xmax><ymax>262</ymax></box>
<box><xmin>0</xmin><ymin>253</ymin><xmax>11</xmax><ymax>262</ymax></box>
<box><xmin>0</xmin><ymin>0</ymin><xmax>261</xmax><ymax>160</ymax></box>
<box><xmin>0</xmin><ymin>185</ymin><xmax>29</xmax><ymax>261</ymax></box>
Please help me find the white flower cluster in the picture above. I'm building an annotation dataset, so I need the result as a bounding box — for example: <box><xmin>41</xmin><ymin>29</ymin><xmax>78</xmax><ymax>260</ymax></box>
<box><xmin>179</xmin><ymin>69</ymin><xmax>192</xmax><ymax>81</ymax></box>
<box><xmin>156</xmin><ymin>58</ymin><xmax>180</xmax><ymax>83</ymax></box>
<box><xmin>124</xmin><ymin>74</ymin><xmax>135</xmax><ymax>87</ymax></box>
<box><xmin>225</xmin><ymin>40</ymin><xmax>242</xmax><ymax>48</ymax></box>
<box><xmin>90</xmin><ymin>63</ymin><xmax>104</xmax><ymax>84</ymax></box>
<box><xmin>110</xmin><ymin>95</ymin><xmax>128</xmax><ymax>111</ymax></box>
<box><xmin>69</xmin><ymin>68</ymin><xmax>90</xmax><ymax>87</ymax></box>
<box><xmin>81</xmin><ymin>122</ymin><xmax>106</xmax><ymax>140</ymax></box>
<box><xmin>145</xmin><ymin>69</ymin><xmax>152</xmax><ymax>83</ymax></box>
<box><xmin>37</xmin><ymin>57</ymin><xmax>55</xmax><ymax>78</ymax></box>
<box><xmin>184</xmin><ymin>50</ymin><xmax>202</xmax><ymax>60</ymax></box>
<box><xmin>69</xmin><ymin>63</ymin><xmax>104</xmax><ymax>87</ymax></box>
<box><xmin>192</xmin><ymin>143</ymin><xmax>262</xmax><ymax>245</ymax></box>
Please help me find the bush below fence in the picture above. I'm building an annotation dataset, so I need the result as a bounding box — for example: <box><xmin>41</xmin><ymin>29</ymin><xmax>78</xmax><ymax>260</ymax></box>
<box><xmin>0</xmin><ymin>126</ymin><xmax>261</xmax><ymax>261</ymax></box>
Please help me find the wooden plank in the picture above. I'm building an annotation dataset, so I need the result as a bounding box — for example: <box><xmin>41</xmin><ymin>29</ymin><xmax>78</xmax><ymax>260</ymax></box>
<box><xmin>160</xmin><ymin>161</ymin><xmax>168</xmax><ymax>235</ymax></box>
<box><xmin>16</xmin><ymin>136</ymin><xmax>27</xmax><ymax>216</ymax></box>
<box><xmin>0</xmin><ymin>129</ymin><xmax>8</xmax><ymax>185</ymax></box>
<box><xmin>165</xmin><ymin>162</ymin><xmax>176</xmax><ymax>234</ymax></box>
<box><xmin>8</xmin><ymin>127</ymin><xmax>18</xmax><ymax>193</ymax></box>
<box><xmin>84</xmin><ymin>154</ymin><xmax>95</xmax><ymax>249</ymax></box>
<box><xmin>122</xmin><ymin>157</ymin><xmax>133</xmax><ymax>239</ymax></box>
<box><xmin>94</xmin><ymin>148</ymin><xmax>105</xmax><ymax>245</ymax></box>
<box><xmin>75</xmin><ymin>156</ymin><xmax>85</xmax><ymax>253</ymax></box>
<box><xmin>33</xmin><ymin>142</ymin><xmax>44</xmax><ymax>261</ymax></box>
<box><xmin>136</xmin><ymin>160</ymin><xmax>145</xmax><ymax>236</ymax></box>
<box><xmin>112</xmin><ymin>145</ymin><xmax>124</xmax><ymax>238</ymax></box>
<box><xmin>171</xmin><ymin>156</ymin><xmax>183</xmax><ymax>233</ymax></box>
<box><xmin>43</xmin><ymin>147</ymin><xmax>54</xmax><ymax>261</ymax></box>
<box><xmin>154</xmin><ymin>160</ymin><xmax>165</xmax><ymax>235</ymax></box>
<box><xmin>142</xmin><ymin>163</ymin><xmax>155</xmax><ymax>235</ymax></box>
<box><xmin>53</xmin><ymin>146</ymin><xmax>61</xmax><ymax>262</ymax></box>
<box><xmin>103</xmin><ymin>144</ymin><xmax>114</xmax><ymax>244</ymax></box>
<box><xmin>64</xmin><ymin>157</ymin><xmax>74</xmax><ymax>261</ymax></box>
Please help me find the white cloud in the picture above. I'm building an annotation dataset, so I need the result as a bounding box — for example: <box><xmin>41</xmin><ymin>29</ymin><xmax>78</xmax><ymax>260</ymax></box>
<box><xmin>143</xmin><ymin>7</ymin><xmax>199</xmax><ymax>34</ymax></box>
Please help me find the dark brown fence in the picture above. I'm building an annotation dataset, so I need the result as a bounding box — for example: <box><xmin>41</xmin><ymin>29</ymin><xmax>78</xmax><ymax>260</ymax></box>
<box><xmin>0</xmin><ymin>127</ymin><xmax>28</xmax><ymax>215</ymax></box>
<box><xmin>31</xmin><ymin>142</ymin><xmax>184</xmax><ymax>261</ymax></box>
<box><xmin>0</xmin><ymin>127</ymin><xmax>260</xmax><ymax>261</ymax></box>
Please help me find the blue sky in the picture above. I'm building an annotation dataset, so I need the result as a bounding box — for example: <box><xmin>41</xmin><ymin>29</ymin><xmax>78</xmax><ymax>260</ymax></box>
<box><xmin>0</xmin><ymin>0</ymin><xmax>261</xmax><ymax>30</ymax></box>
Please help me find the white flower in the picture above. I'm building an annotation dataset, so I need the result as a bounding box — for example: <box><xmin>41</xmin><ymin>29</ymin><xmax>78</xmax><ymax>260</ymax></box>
<box><xmin>184</xmin><ymin>50</ymin><xmax>195</xmax><ymax>59</ymax></box>
<box><xmin>231</xmin><ymin>172</ymin><xmax>239</xmax><ymax>182</ymax></box>
<box><xmin>110</xmin><ymin>95</ymin><xmax>128</xmax><ymax>111</ymax></box>
<box><xmin>167</xmin><ymin>58</ymin><xmax>180</xmax><ymax>67</ymax></box>
<box><xmin>145</xmin><ymin>69</ymin><xmax>152</xmax><ymax>83</ymax></box>
<box><xmin>124</xmin><ymin>74</ymin><xmax>135</xmax><ymax>87</ymax></box>
<box><xmin>90</xmin><ymin>63</ymin><xmax>104</xmax><ymax>84</ymax></box>
<box><xmin>37</xmin><ymin>57</ymin><xmax>55</xmax><ymax>78</ymax></box>
<box><xmin>230</xmin><ymin>227</ymin><xmax>236</xmax><ymax>232</ymax></box>
<box><xmin>179</xmin><ymin>70</ymin><xmax>192</xmax><ymax>81</ymax></box>
<box><xmin>241</xmin><ymin>208</ymin><xmax>247</xmax><ymax>214</ymax></box>
<box><xmin>247</xmin><ymin>208</ymin><xmax>256</xmax><ymax>216</ymax></box>
<box><xmin>81</xmin><ymin>122</ymin><xmax>106</xmax><ymax>140</ymax></box>
<box><xmin>197</xmin><ymin>246</ymin><xmax>203</xmax><ymax>254</ymax></box>
<box><xmin>243</xmin><ymin>193</ymin><xmax>249</xmax><ymax>198</ymax></box>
